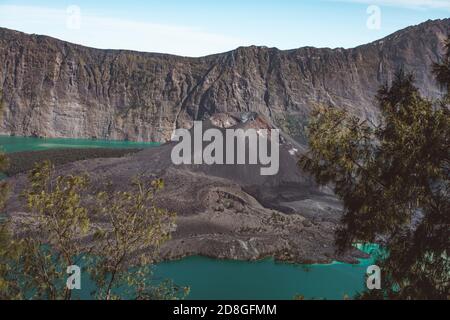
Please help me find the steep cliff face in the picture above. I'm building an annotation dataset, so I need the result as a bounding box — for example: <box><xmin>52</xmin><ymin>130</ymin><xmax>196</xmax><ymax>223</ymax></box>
<box><xmin>0</xmin><ymin>19</ymin><xmax>449</xmax><ymax>142</ymax></box>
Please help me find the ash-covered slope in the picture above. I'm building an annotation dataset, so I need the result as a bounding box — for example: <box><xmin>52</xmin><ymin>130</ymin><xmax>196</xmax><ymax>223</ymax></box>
<box><xmin>5</xmin><ymin>114</ymin><xmax>361</xmax><ymax>264</ymax></box>
<box><xmin>0</xmin><ymin>19</ymin><xmax>448</xmax><ymax>142</ymax></box>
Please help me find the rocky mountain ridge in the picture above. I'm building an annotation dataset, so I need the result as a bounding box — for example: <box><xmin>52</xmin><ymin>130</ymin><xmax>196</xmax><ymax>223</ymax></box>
<box><xmin>0</xmin><ymin>19</ymin><xmax>449</xmax><ymax>142</ymax></box>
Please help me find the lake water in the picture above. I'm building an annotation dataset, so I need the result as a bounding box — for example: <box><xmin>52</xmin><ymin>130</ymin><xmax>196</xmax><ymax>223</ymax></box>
<box><xmin>1</xmin><ymin>135</ymin><xmax>377</xmax><ymax>300</ymax></box>
<box><xmin>152</xmin><ymin>254</ymin><xmax>377</xmax><ymax>300</ymax></box>
<box><xmin>0</xmin><ymin>135</ymin><xmax>159</xmax><ymax>153</ymax></box>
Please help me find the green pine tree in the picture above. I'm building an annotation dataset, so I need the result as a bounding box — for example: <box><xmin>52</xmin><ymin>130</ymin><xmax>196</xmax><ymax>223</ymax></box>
<box><xmin>300</xmin><ymin>40</ymin><xmax>450</xmax><ymax>299</ymax></box>
<box><xmin>0</xmin><ymin>89</ymin><xmax>13</xmax><ymax>298</ymax></box>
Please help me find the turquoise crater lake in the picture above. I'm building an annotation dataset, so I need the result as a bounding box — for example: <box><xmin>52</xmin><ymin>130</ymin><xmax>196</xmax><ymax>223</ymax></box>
<box><xmin>1</xmin><ymin>135</ymin><xmax>377</xmax><ymax>300</ymax></box>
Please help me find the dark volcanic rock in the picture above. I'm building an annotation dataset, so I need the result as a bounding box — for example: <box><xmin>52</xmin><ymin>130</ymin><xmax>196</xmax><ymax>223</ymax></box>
<box><xmin>2</xmin><ymin>19</ymin><xmax>449</xmax><ymax>264</ymax></box>
<box><xmin>0</xmin><ymin>19</ymin><xmax>449</xmax><ymax>142</ymax></box>
<box><xmin>5</xmin><ymin>115</ymin><xmax>366</xmax><ymax>264</ymax></box>
<box><xmin>3</xmin><ymin>148</ymin><xmax>142</xmax><ymax>176</ymax></box>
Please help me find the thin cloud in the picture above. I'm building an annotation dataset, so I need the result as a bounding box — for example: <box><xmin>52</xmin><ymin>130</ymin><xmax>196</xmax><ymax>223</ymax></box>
<box><xmin>328</xmin><ymin>0</ymin><xmax>450</xmax><ymax>10</ymax></box>
<box><xmin>0</xmin><ymin>5</ymin><xmax>247</xmax><ymax>57</ymax></box>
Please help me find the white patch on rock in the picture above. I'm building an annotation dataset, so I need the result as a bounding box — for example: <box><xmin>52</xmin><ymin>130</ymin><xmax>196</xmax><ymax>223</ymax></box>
<box><xmin>288</xmin><ymin>148</ymin><xmax>298</xmax><ymax>156</ymax></box>
<box><xmin>238</xmin><ymin>239</ymin><xmax>249</xmax><ymax>251</ymax></box>
<box><xmin>256</xmin><ymin>129</ymin><xmax>267</xmax><ymax>138</ymax></box>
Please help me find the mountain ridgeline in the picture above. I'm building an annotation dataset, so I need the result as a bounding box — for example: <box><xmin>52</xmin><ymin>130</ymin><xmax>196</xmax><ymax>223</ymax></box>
<box><xmin>0</xmin><ymin>19</ymin><xmax>449</xmax><ymax>142</ymax></box>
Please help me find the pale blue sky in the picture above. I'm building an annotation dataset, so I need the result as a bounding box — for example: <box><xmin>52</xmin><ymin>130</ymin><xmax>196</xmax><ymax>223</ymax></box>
<box><xmin>0</xmin><ymin>0</ymin><xmax>449</xmax><ymax>56</ymax></box>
